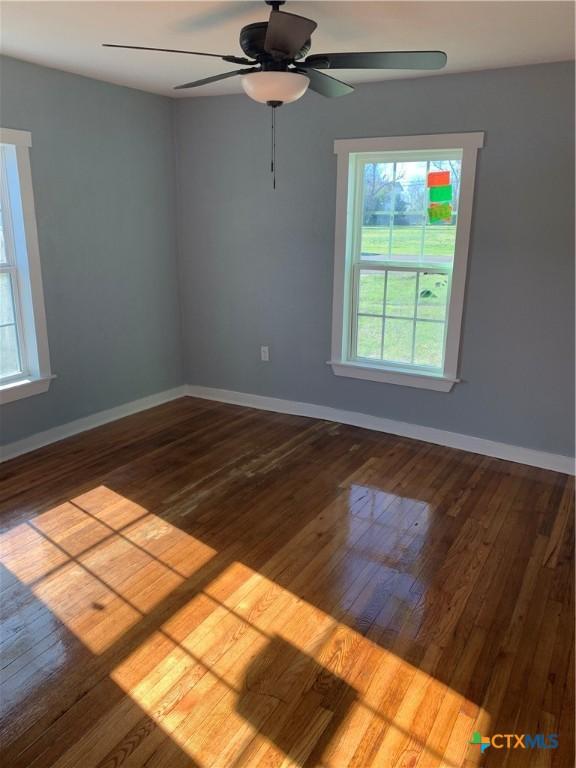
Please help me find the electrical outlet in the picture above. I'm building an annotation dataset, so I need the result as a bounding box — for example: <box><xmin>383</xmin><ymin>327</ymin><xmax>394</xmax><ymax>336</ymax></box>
<box><xmin>260</xmin><ymin>345</ymin><xmax>270</xmax><ymax>362</ymax></box>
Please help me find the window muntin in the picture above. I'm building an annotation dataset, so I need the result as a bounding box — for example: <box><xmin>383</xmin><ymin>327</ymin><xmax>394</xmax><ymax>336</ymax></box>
<box><xmin>358</xmin><ymin>154</ymin><xmax>461</xmax><ymax>267</ymax></box>
<box><xmin>349</xmin><ymin>149</ymin><xmax>462</xmax><ymax>374</ymax></box>
<box><xmin>354</xmin><ymin>267</ymin><xmax>450</xmax><ymax>370</ymax></box>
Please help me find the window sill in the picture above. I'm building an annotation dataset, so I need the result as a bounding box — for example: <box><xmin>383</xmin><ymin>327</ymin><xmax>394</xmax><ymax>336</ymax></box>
<box><xmin>328</xmin><ymin>360</ymin><xmax>458</xmax><ymax>392</ymax></box>
<box><xmin>0</xmin><ymin>375</ymin><xmax>54</xmax><ymax>404</ymax></box>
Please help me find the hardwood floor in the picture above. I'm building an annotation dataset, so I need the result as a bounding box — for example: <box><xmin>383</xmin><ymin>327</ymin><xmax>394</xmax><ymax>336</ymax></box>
<box><xmin>0</xmin><ymin>397</ymin><xmax>573</xmax><ymax>767</ymax></box>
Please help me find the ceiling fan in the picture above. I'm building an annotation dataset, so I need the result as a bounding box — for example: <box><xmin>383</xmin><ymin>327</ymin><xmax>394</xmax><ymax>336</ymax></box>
<box><xmin>104</xmin><ymin>0</ymin><xmax>447</xmax><ymax>186</ymax></box>
<box><xmin>103</xmin><ymin>0</ymin><xmax>447</xmax><ymax>104</ymax></box>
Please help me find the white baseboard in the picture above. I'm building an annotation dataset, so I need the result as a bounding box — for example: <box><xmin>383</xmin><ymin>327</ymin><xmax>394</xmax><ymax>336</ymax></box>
<box><xmin>187</xmin><ymin>385</ymin><xmax>575</xmax><ymax>475</ymax></box>
<box><xmin>2</xmin><ymin>382</ymin><xmax>573</xmax><ymax>475</ymax></box>
<box><xmin>0</xmin><ymin>385</ymin><xmax>189</xmax><ymax>462</ymax></box>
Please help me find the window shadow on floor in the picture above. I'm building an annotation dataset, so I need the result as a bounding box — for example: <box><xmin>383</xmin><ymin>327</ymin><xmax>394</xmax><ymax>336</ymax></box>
<box><xmin>234</xmin><ymin>634</ymin><xmax>357</xmax><ymax>766</ymax></box>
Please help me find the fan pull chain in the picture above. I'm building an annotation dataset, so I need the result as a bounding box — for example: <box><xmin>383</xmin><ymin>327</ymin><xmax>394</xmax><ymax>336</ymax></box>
<box><xmin>268</xmin><ymin>101</ymin><xmax>281</xmax><ymax>190</ymax></box>
<box><xmin>271</xmin><ymin>105</ymin><xmax>276</xmax><ymax>189</ymax></box>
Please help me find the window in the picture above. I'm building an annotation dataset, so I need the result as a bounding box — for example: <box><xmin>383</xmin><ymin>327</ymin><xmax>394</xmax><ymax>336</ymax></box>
<box><xmin>0</xmin><ymin>128</ymin><xmax>51</xmax><ymax>403</ymax></box>
<box><xmin>330</xmin><ymin>133</ymin><xmax>483</xmax><ymax>392</ymax></box>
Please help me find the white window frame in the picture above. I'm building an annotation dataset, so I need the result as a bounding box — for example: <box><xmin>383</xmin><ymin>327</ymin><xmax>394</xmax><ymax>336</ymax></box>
<box><xmin>329</xmin><ymin>132</ymin><xmax>484</xmax><ymax>392</ymax></box>
<box><xmin>0</xmin><ymin>127</ymin><xmax>52</xmax><ymax>404</ymax></box>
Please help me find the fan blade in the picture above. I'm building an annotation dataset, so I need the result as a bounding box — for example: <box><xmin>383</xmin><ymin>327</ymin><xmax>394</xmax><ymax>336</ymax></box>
<box><xmin>301</xmin><ymin>51</ymin><xmax>447</xmax><ymax>70</ymax></box>
<box><xmin>174</xmin><ymin>67</ymin><xmax>259</xmax><ymax>90</ymax></box>
<box><xmin>264</xmin><ymin>10</ymin><xmax>317</xmax><ymax>59</ymax></box>
<box><xmin>103</xmin><ymin>44</ymin><xmax>253</xmax><ymax>66</ymax></box>
<box><xmin>295</xmin><ymin>68</ymin><xmax>353</xmax><ymax>98</ymax></box>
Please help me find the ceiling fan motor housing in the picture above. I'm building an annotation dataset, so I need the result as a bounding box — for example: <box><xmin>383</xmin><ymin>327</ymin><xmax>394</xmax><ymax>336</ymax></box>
<box><xmin>239</xmin><ymin>22</ymin><xmax>311</xmax><ymax>63</ymax></box>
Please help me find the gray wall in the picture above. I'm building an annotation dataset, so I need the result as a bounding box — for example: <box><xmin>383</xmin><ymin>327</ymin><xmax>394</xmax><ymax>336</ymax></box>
<box><xmin>0</xmin><ymin>56</ymin><xmax>184</xmax><ymax>444</ymax></box>
<box><xmin>175</xmin><ymin>61</ymin><xmax>575</xmax><ymax>457</ymax></box>
<box><xmin>1</xmin><ymin>58</ymin><xmax>573</xmax><ymax>457</ymax></box>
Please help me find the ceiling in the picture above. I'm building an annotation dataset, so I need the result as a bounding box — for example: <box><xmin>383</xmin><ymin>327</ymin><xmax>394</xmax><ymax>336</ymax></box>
<box><xmin>1</xmin><ymin>1</ymin><xmax>574</xmax><ymax>98</ymax></box>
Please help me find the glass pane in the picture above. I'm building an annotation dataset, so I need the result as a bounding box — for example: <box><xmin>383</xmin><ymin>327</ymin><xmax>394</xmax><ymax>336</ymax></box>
<box><xmin>0</xmin><ymin>197</ymin><xmax>6</xmax><ymax>264</ymax></box>
<box><xmin>391</xmin><ymin>216</ymin><xmax>425</xmax><ymax>260</ymax></box>
<box><xmin>417</xmin><ymin>273</ymin><xmax>449</xmax><ymax>321</ymax></box>
<box><xmin>358</xmin><ymin>271</ymin><xmax>385</xmax><ymax>315</ymax></box>
<box><xmin>384</xmin><ymin>271</ymin><xmax>417</xmax><ymax>318</ymax></box>
<box><xmin>362</xmin><ymin>162</ymin><xmax>395</xmax><ymax>223</ymax></box>
<box><xmin>383</xmin><ymin>318</ymin><xmax>413</xmax><ymax>363</ymax></box>
<box><xmin>423</xmin><ymin>220</ymin><xmax>457</xmax><ymax>263</ymax></box>
<box><xmin>0</xmin><ymin>272</ymin><xmax>16</xmax><ymax>325</ymax></box>
<box><xmin>361</xmin><ymin>161</ymin><xmax>394</xmax><ymax>258</ymax></box>
<box><xmin>361</xmin><ymin>227</ymin><xmax>390</xmax><ymax>260</ymax></box>
<box><xmin>357</xmin><ymin>315</ymin><xmax>382</xmax><ymax>359</ymax></box>
<box><xmin>395</xmin><ymin>161</ymin><xmax>427</xmax><ymax>213</ymax></box>
<box><xmin>414</xmin><ymin>321</ymin><xmax>445</xmax><ymax>368</ymax></box>
<box><xmin>423</xmin><ymin>158</ymin><xmax>461</xmax><ymax>264</ymax></box>
<box><xmin>0</xmin><ymin>324</ymin><xmax>21</xmax><ymax>378</ymax></box>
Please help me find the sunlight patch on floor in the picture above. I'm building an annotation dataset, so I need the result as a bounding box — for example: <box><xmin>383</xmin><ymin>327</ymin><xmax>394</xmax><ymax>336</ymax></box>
<box><xmin>0</xmin><ymin>485</ymin><xmax>488</xmax><ymax>767</ymax></box>
<box><xmin>0</xmin><ymin>487</ymin><xmax>217</xmax><ymax>653</ymax></box>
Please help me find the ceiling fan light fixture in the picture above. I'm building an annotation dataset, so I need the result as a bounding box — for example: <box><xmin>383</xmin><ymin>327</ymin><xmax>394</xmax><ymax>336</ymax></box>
<box><xmin>241</xmin><ymin>71</ymin><xmax>309</xmax><ymax>104</ymax></box>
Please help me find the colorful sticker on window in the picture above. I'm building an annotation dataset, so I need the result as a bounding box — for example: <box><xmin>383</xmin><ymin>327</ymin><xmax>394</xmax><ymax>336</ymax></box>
<box><xmin>428</xmin><ymin>203</ymin><xmax>452</xmax><ymax>223</ymax></box>
<box><xmin>429</xmin><ymin>184</ymin><xmax>453</xmax><ymax>203</ymax></box>
<box><xmin>427</xmin><ymin>170</ymin><xmax>450</xmax><ymax>187</ymax></box>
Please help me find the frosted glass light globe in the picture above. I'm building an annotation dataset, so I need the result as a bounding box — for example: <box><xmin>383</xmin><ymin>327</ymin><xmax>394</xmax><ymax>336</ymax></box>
<box><xmin>241</xmin><ymin>71</ymin><xmax>310</xmax><ymax>104</ymax></box>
